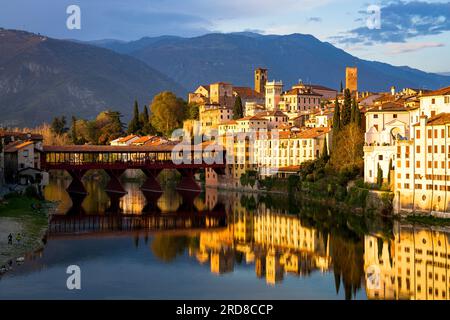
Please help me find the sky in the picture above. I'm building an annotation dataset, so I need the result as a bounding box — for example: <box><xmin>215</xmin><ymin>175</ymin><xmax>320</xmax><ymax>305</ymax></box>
<box><xmin>0</xmin><ymin>0</ymin><xmax>450</xmax><ymax>73</ymax></box>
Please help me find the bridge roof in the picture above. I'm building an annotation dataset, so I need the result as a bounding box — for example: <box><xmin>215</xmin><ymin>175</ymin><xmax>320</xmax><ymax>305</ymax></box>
<box><xmin>43</xmin><ymin>144</ymin><xmax>177</xmax><ymax>153</ymax></box>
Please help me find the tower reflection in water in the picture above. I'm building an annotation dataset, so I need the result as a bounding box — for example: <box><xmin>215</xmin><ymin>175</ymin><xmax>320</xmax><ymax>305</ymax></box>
<box><xmin>43</xmin><ymin>172</ymin><xmax>450</xmax><ymax>300</ymax></box>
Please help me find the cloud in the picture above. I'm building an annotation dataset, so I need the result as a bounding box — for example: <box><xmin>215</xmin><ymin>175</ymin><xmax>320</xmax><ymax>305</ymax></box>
<box><xmin>335</xmin><ymin>1</ymin><xmax>450</xmax><ymax>45</ymax></box>
<box><xmin>385</xmin><ymin>41</ymin><xmax>445</xmax><ymax>54</ymax></box>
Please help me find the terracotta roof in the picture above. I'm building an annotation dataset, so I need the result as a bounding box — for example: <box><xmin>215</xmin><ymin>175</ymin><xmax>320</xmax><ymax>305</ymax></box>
<box><xmin>116</xmin><ymin>135</ymin><xmax>139</xmax><ymax>143</ymax></box>
<box><xmin>366</xmin><ymin>102</ymin><xmax>409</xmax><ymax>113</ymax></box>
<box><xmin>233</xmin><ymin>87</ymin><xmax>264</xmax><ymax>99</ymax></box>
<box><xmin>4</xmin><ymin>140</ymin><xmax>34</xmax><ymax>152</ymax></box>
<box><xmin>421</xmin><ymin>86</ymin><xmax>450</xmax><ymax>97</ymax></box>
<box><xmin>131</xmin><ymin>136</ymin><xmax>155</xmax><ymax>145</ymax></box>
<box><xmin>236</xmin><ymin>115</ymin><xmax>266</xmax><ymax>121</ymax></box>
<box><xmin>293</xmin><ymin>127</ymin><xmax>331</xmax><ymax>139</ymax></box>
<box><xmin>284</xmin><ymin>88</ymin><xmax>322</xmax><ymax>97</ymax></box>
<box><xmin>219</xmin><ymin>120</ymin><xmax>237</xmax><ymax>126</ymax></box>
<box><xmin>420</xmin><ymin>113</ymin><xmax>450</xmax><ymax>126</ymax></box>
<box><xmin>255</xmin><ymin>110</ymin><xmax>288</xmax><ymax>117</ymax></box>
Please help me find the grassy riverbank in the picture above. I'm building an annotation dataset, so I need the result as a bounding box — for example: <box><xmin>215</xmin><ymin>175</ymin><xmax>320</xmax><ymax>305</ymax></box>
<box><xmin>0</xmin><ymin>194</ymin><xmax>54</xmax><ymax>267</ymax></box>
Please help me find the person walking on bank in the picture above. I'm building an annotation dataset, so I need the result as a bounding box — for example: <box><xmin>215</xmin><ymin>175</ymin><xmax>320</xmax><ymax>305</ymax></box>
<box><xmin>8</xmin><ymin>233</ymin><xmax>13</xmax><ymax>245</ymax></box>
<box><xmin>16</xmin><ymin>233</ymin><xmax>22</xmax><ymax>243</ymax></box>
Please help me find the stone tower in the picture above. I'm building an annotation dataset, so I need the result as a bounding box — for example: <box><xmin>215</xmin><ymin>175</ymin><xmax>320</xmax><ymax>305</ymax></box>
<box><xmin>265</xmin><ymin>80</ymin><xmax>283</xmax><ymax>111</ymax></box>
<box><xmin>255</xmin><ymin>68</ymin><xmax>268</xmax><ymax>94</ymax></box>
<box><xmin>346</xmin><ymin>67</ymin><xmax>358</xmax><ymax>93</ymax></box>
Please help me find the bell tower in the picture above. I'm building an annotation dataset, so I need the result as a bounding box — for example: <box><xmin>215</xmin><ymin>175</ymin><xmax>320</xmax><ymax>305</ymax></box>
<box><xmin>255</xmin><ymin>68</ymin><xmax>268</xmax><ymax>94</ymax></box>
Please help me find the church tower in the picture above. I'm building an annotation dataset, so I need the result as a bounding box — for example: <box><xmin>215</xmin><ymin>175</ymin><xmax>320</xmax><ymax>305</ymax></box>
<box><xmin>255</xmin><ymin>68</ymin><xmax>268</xmax><ymax>94</ymax></box>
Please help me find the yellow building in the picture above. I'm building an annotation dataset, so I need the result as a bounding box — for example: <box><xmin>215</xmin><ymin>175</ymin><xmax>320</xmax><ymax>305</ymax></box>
<box><xmin>365</xmin><ymin>223</ymin><xmax>450</xmax><ymax>300</ymax></box>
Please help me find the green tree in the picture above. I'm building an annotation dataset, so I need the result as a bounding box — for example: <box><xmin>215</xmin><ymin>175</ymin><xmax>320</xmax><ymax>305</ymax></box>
<box><xmin>340</xmin><ymin>81</ymin><xmax>343</xmax><ymax>93</ymax></box>
<box><xmin>353</xmin><ymin>100</ymin><xmax>362</xmax><ymax>128</ymax></box>
<box><xmin>233</xmin><ymin>96</ymin><xmax>244</xmax><ymax>119</ymax></box>
<box><xmin>51</xmin><ymin>116</ymin><xmax>67</xmax><ymax>135</ymax></box>
<box><xmin>332</xmin><ymin>96</ymin><xmax>341</xmax><ymax>143</ymax></box>
<box><xmin>387</xmin><ymin>158</ymin><xmax>393</xmax><ymax>184</ymax></box>
<box><xmin>377</xmin><ymin>163</ymin><xmax>383</xmax><ymax>187</ymax></box>
<box><xmin>127</xmin><ymin>100</ymin><xmax>142</xmax><ymax>134</ymax></box>
<box><xmin>341</xmin><ymin>89</ymin><xmax>352</xmax><ymax>126</ymax></box>
<box><xmin>150</xmin><ymin>91</ymin><xmax>186</xmax><ymax>137</ymax></box>
<box><xmin>185</xmin><ymin>103</ymin><xmax>200</xmax><ymax>120</ymax></box>
<box><xmin>70</xmin><ymin>116</ymin><xmax>78</xmax><ymax>145</ymax></box>
<box><xmin>322</xmin><ymin>137</ymin><xmax>329</xmax><ymax>161</ymax></box>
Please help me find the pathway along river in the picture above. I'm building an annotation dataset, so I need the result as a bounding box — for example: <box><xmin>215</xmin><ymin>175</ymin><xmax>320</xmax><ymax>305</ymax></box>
<box><xmin>0</xmin><ymin>172</ymin><xmax>449</xmax><ymax>300</ymax></box>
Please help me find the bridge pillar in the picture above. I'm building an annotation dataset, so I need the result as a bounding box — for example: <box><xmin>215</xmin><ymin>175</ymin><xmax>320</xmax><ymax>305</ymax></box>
<box><xmin>176</xmin><ymin>168</ymin><xmax>201</xmax><ymax>192</ymax></box>
<box><xmin>104</xmin><ymin>169</ymin><xmax>127</xmax><ymax>195</ymax></box>
<box><xmin>142</xmin><ymin>191</ymin><xmax>162</xmax><ymax>214</ymax></box>
<box><xmin>66</xmin><ymin>169</ymin><xmax>88</xmax><ymax>195</ymax></box>
<box><xmin>141</xmin><ymin>169</ymin><xmax>163</xmax><ymax>193</ymax></box>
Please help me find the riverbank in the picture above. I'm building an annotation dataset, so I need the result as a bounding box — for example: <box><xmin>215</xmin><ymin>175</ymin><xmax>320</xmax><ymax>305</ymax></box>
<box><xmin>0</xmin><ymin>194</ymin><xmax>56</xmax><ymax>269</ymax></box>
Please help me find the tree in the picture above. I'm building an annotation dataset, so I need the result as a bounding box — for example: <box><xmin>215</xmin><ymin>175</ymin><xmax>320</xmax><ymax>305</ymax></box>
<box><xmin>321</xmin><ymin>137</ymin><xmax>329</xmax><ymax>161</ymax></box>
<box><xmin>70</xmin><ymin>116</ymin><xmax>78</xmax><ymax>145</ymax></box>
<box><xmin>377</xmin><ymin>163</ymin><xmax>383</xmax><ymax>187</ymax></box>
<box><xmin>140</xmin><ymin>105</ymin><xmax>149</xmax><ymax>124</ymax></box>
<box><xmin>387</xmin><ymin>158</ymin><xmax>393</xmax><ymax>184</ymax></box>
<box><xmin>233</xmin><ymin>96</ymin><xmax>244</xmax><ymax>119</ymax></box>
<box><xmin>127</xmin><ymin>100</ymin><xmax>142</xmax><ymax>134</ymax></box>
<box><xmin>332</xmin><ymin>96</ymin><xmax>341</xmax><ymax>143</ymax></box>
<box><xmin>185</xmin><ymin>103</ymin><xmax>200</xmax><ymax>121</ymax></box>
<box><xmin>353</xmin><ymin>100</ymin><xmax>362</xmax><ymax>128</ymax></box>
<box><xmin>150</xmin><ymin>91</ymin><xmax>186</xmax><ymax>137</ymax></box>
<box><xmin>51</xmin><ymin>116</ymin><xmax>67</xmax><ymax>136</ymax></box>
<box><xmin>330</xmin><ymin>122</ymin><xmax>364</xmax><ymax>172</ymax></box>
<box><xmin>341</xmin><ymin>89</ymin><xmax>352</xmax><ymax>127</ymax></box>
<box><xmin>340</xmin><ymin>81</ymin><xmax>344</xmax><ymax>93</ymax></box>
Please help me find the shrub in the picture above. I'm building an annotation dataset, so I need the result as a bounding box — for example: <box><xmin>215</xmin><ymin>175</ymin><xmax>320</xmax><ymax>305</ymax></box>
<box><xmin>24</xmin><ymin>185</ymin><xmax>40</xmax><ymax>199</ymax></box>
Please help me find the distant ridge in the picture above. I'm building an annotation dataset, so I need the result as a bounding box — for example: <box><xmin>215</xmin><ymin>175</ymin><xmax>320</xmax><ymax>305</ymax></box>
<box><xmin>92</xmin><ymin>32</ymin><xmax>450</xmax><ymax>92</ymax></box>
<box><xmin>0</xmin><ymin>29</ymin><xmax>186</xmax><ymax>127</ymax></box>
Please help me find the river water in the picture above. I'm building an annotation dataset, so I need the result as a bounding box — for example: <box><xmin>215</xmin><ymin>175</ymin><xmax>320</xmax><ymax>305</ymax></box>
<box><xmin>0</xmin><ymin>172</ymin><xmax>449</xmax><ymax>300</ymax></box>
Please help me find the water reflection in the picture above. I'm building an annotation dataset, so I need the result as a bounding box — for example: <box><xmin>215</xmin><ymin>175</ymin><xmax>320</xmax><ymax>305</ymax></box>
<box><xmin>1</xmin><ymin>172</ymin><xmax>450</xmax><ymax>300</ymax></box>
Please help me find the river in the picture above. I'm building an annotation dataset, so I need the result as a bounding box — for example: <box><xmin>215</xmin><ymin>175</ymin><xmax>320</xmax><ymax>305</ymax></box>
<box><xmin>0</xmin><ymin>171</ymin><xmax>449</xmax><ymax>300</ymax></box>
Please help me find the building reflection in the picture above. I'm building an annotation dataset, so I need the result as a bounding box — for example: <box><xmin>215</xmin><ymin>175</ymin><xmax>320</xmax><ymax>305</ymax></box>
<box><xmin>191</xmin><ymin>193</ymin><xmax>332</xmax><ymax>285</ymax></box>
<box><xmin>364</xmin><ymin>222</ymin><xmax>450</xmax><ymax>300</ymax></box>
<box><xmin>42</xmin><ymin>173</ymin><xmax>450</xmax><ymax>300</ymax></box>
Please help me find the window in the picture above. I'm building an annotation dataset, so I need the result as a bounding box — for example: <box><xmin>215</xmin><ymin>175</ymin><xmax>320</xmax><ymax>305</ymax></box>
<box><xmin>432</xmin><ymin>98</ymin><xmax>436</xmax><ymax>104</ymax></box>
<box><xmin>416</xmin><ymin>146</ymin><xmax>420</xmax><ymax>153</ymax></box>
<box><xmin>428</xmin><ymin>130</ymin><xmax>432</xmax><ymax>139</ymax></box>
<box><xmin>445</xmin><ymin>96</ymin><xmax>450</xmax><ymax>104</ymax></box>
<box><xmin>393</xmin><ymin>114</ymin><xmax>398</xmax><ymax>118</ymax></box>
<box><xmin>23</xmin><ymin>150</ymin><xmax>29</xmax><ymax>157</ymax></box>
<box><xmin>442</xmin><ymin>129</ymin><xmax>445</xmax><ymax>138</ymax></box>
<box><xmin>416</xmin><ymin>161</ymin><xmax>421</xmax><ymax>168</ymax></box>
<box><xmin>378</xmin><ymin>155</ymin><xmax>383</xmax><ymax>160</ymax></box>
<box><xmin>374</xmin><ymin>114</ymin><xmax>378</xmax><ymax>119</ymax></box>
<box><xmin>416</xmin><ymin>130</ymin><xmax>421</xmax><ymax>139</ymax></box>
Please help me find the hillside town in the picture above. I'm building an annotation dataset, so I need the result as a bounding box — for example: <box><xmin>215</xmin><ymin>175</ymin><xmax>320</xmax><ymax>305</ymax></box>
<box><xmin>2</xmin><ymin>66</ymin><xmax>450</xmax><ymax>216</ymax></box>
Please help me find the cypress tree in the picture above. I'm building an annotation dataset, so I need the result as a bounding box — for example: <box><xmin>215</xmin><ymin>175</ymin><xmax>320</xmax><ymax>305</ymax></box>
<box><xmin>340</xmin><ymin>81</ymin><xmax>343</xmax><ymax>93</ymax></box>
<box><xmin>128</xmin><ymin>100</ymin><xmax>142</xmax><ymax>134</ymax></box>
<box><xmin>354</xmin><ymin>101</ymin><xmax>362</xmax><ymax>128</ymax></box>
<box><xmin>322</xmin><ymin>137</ymin><xmax>329</xmax><ymax>161</ymax></box>
<box><xmin>387</xmin><ymin>158</ymin><xmax>393</xmax><ymax>184</ymax></box>
<box><xmin>71</xmin><ymin>116</ymin><xmax>78</xmax><ymax>145</ymax></box>
<box><xmin>332</xmin><ymin>96</ymin><xmax>341</xmax><ymax>135</ymax></box>
<box><xmin>341</xmin><ymin>89</ymin><xmax>352</xmax><ymax>126</ymax></box>
<box><xmin>233</xmin><ymin>96</ymin><xmax>244</xmax><ymax>119</ymax></box>
<box><xmin>377</xmin><ymin>163</ymin><xmax>383</xmax><ymax>187</ymax></box>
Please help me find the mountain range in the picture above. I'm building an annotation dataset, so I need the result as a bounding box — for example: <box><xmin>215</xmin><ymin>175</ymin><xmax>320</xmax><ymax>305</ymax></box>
<box><xmin>1</xmin><ymin>28</ymin><xmax>450</xmax><ymax>127</ymax></box>
<box><xmin>92</xmin><ymin>32</ymin><xmax>450</xmax><ymax>92</ymax></box>
<box><xmin>0</xmin><ymin>29</ymin><xmax>186</xmax><ymax>127</ymax></box>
